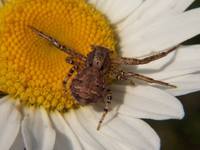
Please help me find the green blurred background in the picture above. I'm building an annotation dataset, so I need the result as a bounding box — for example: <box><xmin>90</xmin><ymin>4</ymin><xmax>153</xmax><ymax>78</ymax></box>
<box><xmin>147</xmin><ymin>1</ymin><xmax>200</xmax><ymax>150</ymax></box>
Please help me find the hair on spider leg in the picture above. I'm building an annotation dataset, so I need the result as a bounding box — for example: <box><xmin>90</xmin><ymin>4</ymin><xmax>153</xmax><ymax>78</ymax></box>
<box><xmin>28</xmin><ymin>25</ymin><xmax>86</xmax><ymax>61</ymax></box>
<box><xmin>112</xmin><ymin>45</ymin><xmax>180</xmax><ymax>65</ymax></box>
<box><xmin>97</xmin><ymin>89</ymin><xmax>112</xmax><ymax>130</ymax></box>
<box><xmin>30</xmin><ymin>26</ymin><xmax>180</xmax><ymax>130</ymax></box>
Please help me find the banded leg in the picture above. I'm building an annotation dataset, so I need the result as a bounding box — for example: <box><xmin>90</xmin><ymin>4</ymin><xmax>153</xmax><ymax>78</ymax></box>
<box><xmin>116</xmin><ymin>71</ymin><xmax>176</xmax><ymax>88</ymax></box>
<box><xmin>63</xmin><ymin>57</ymin><xmax>79</xmax><ymax>97</ymax></box>
<box><xmin>97</xmin><ymin>89</ymin><xmax>112</xmax><ymax>131</ymax></box>
<box><xmin>28</xmin><ymin>26</ymin><xmax>86</xmax><ymax>61</ymax></box>
<box><xmin>112</xmin><ymin>46</ymin><xmax>179</xmax><ymax>65</ymax></box>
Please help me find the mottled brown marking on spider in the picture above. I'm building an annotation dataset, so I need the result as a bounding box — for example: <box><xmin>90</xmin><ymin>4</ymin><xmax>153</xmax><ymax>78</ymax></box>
<box><xmin>29</xmin><ymin>26</ymin><xmax>179</xmax><ymax>130</ymax></box>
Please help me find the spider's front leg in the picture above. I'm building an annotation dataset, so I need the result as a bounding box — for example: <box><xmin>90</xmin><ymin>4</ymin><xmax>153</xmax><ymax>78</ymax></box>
<box><xmin>28</xmin><ymin>25</ymin><xmax>86</xmax><ymax>61</ymax></box>
<box><xmin>112</xmin><ymin>46</ymin><xmax>179</xmax><ymax>65</ymax></box>
<box><xmin>97</xmin><ymin>89</ymin><xmax>112</xmax><ymax>131</ymax></box>
<box><xmin>115</xmin><ymin>70</ymin><xmax>176</xmax><ymax>88</ymax></box>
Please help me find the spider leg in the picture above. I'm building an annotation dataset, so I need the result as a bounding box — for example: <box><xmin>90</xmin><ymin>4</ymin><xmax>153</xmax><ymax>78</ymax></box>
<box><xmin>28</xmin><ymin>25</ymin><xmax>86</xmax><ymax>61</ymax></box>
<box><xmin>97</xmin><ymin>89</ymin><xmax>112</xmax><ymax>131</ymax></box>
<box><xmin>116</xmin><ymin>71</ymin><xmax>176</xmax><ymax>88</ymax></box>
<box><xmin>1</xmin><ymin>0</ymin><xmax>6</xmax><ymax>5</ymax></box>
<box><xmin>63</xmin><ymin>57</ymin><xmax>80</xmax><ymax>97</ymax></box>
<box><xmin>110</xmin><ymin>66</ymin><xmax>136</xmax><ymax>85</ymax></box>
<box><xmin>112</xmin><ymin>46</ymin><xmax>179</xmax><ymax>65</ymax></box>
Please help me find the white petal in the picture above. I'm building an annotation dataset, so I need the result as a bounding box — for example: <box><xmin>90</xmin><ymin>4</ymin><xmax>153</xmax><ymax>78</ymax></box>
<box><xmin>64</xmin><ymin>110</ymin><xmax>106</xmax><ymax>150</ymax></box>
<box><xmin>165</xmin><ymin>74</ymin><xmax>200</xmax><ymax>96</ymax></box>
<box><xmin>112</xmin><ymin>84</ymin><xmax>184</xmax><ymax>120</ymax></box>
<box><xmin>21</xmin><ymin>107</ymin><xmax>56</xmax><ymax>150</ymax></box>
<box><xmin>119</xmin><ymin>0</ymin><xmax>180</xmax><ymax>32</ymax></box>
<box><xmin>65</xmin><ymin>108</ymin><xmax>130</xmax><ymax>150</ymax></box>
<box><xmin>50</xmin><ymin>111</ymin><xmax>83</xmax><ymax>150</ymax></box>
<box><xmin>94</xmin><ymin>0</ymin><xmax>143</xmax><ymax>24</ymax></box>
<box><xmin>65</xmin><ymin>107</ymin><xmax>160</xmax><ymax>150</ymax></box>
<box><xmin>173</xmin><ymin>0</ymin><xmax>195</xmax><ymax>12</ymax></box>
<box><xmin>0</xmin><ymin>96</ymin><xmax>9</xmax><ymax>104</ymax></box>
<box><xmin>0</xmin><ymin>96</ymin><xmax>21</xmax><ymax>150</ymax></box>
<box><xmin>136</xmin><ymin>45</ymin><xmax>200</xmax><ymax>79</ymax></box>
<box><xmin>118</xmin><ymin>0</ymin><xmax>195</xmax><ymax>32</ymax></box>
<box><xmin>118</xmin><ymin>0</ymin><xmax>159</xmax><ymax>31</ymax></box>
<box><xmin>10</xmin><ymin>132</ymin><xmax>25</xmax><ymax>150</ymax></box>
<box><xmin>120</xmin><ymin>8</ymin><xmax>200</xmax><ymax>57</ymax></box>
<box><xmin>106</xmin><ymin>116</ymin><xmax>160</xmax><ymax>150</ymax></box>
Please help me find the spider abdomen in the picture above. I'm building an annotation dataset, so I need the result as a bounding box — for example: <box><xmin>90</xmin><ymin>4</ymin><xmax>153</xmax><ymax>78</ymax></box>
<box><xmin>70</xmin><ymin>67</ymin><xmax>106</xmax><ymax>105</ymax></box>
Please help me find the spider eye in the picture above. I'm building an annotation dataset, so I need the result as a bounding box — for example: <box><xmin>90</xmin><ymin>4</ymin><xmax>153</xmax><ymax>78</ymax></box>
<box><xmin>100</xmin><ymin>66</ymin><xmax>104</xmax><ymax>70</ymax></box>
<box><xmin>89</xmin><ymin>63</ymin><xmax>92</xmax><ymax>67</ymax></box>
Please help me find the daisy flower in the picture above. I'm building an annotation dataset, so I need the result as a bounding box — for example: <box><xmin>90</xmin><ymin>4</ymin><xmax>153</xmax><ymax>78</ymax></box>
<box><xmin>0</xmin><ymin>0</ymin><xmax>200</xmax><ymax>150</ymax></box>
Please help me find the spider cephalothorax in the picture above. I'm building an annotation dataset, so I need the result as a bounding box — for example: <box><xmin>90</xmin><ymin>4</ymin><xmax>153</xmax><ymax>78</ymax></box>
<box><xmin>30</xmin><ymin>26</ymin><xmax>178</xmax><ymax>130</ymax></box>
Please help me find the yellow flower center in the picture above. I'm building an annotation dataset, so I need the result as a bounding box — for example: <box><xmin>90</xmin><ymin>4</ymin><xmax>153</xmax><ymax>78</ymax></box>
<box><xmin>0</xmin><ymin>0</ymin><xmax>117</xmax><ymax>112</ymax></box>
